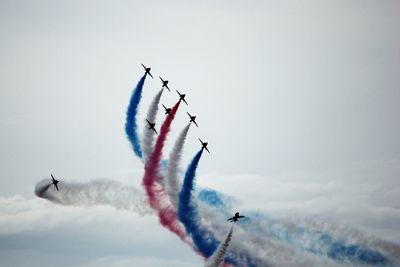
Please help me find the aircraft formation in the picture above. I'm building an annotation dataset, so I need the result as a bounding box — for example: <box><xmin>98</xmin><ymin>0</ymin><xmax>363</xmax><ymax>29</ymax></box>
<box><xmin>48</xmin><ymin>63</ymin><xmax>245</xmax><ymax>223</ymax></box>
<box><xmin>142</xmin><ymin>64</ymin><xmax>209</xmax><ymax>151</ymax></box>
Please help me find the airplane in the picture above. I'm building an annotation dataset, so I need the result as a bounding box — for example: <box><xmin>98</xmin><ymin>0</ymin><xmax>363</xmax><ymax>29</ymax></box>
<box><xmin>227</xmin><ymin>212</ymin><xmax>245</xmax><ymax>222</ymax></box>
<box><xmin>51</xmin><ymin>174</ymin><xmax>59</xmax><ymax>192</ymax></box>
<box><xmin>141</xmin><ymin>64</ymin><xmax>154</xmax><ymax>79</ymax></box>
<box><xmin>159</xmin><ymin>76</ymin><xmax>170</xmax><ymax>92</ymax></box>
<box><xmin>146</xmin><ymin>119</ymin><xmax>158</xmax><ymax>134</ymax></box>
<box><xmin>187</xmin><ymin>112</ymin><xmax>198</xmax><ymax>127</ymax></box>
<box><xmin>162</xmin><ymin>104</ymin><xmax>173</xmax><ymax>118</ymax></box>
<box><xmin>176</xmin><ymin>90</ymin><xmax>188</xmax><ymax>105</ymax></box>
<box><xmin>199</xmin><ymin>138</ymin><xmax>210</xmax><ymax>153</ymax></box>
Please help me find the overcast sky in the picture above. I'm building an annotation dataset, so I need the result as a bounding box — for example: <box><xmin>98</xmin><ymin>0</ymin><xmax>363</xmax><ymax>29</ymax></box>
<box><xmin>1</xmin><ymin>1</ymin><xmax>399</xmax><ymax>266</ymax></box>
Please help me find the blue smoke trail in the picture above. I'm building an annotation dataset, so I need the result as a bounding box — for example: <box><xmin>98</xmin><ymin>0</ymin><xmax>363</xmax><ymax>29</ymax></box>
<box><xmin>178</xmin><ymin>150</ymin><xmax>258</xmax><ymax>266</ymax></box>
<box><xmin>178</xmin><ymin>149</ymin><xmax>218</xmax><ymax>257</ymax></box>
<box><xmin>313</xmin><ymin>233</ymin><xmax>390</xmax><ymax>265</ymax></box>
<box><xmin>125</xmin><ymin>74</ymin><xmax>146</xmax><ymax>158</ymax></box>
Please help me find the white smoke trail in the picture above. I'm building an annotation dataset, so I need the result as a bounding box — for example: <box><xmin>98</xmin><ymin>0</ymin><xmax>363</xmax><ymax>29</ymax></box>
<box><xmin>142</xmin><ymin>89</ymin><xmax>163</xmax><ymax>163</ymax></box>
<box><xmin>206</xmin><ymin>224</ymin><xmax>234</xmax><ymax>267</ymax></box>
<box><xmin>34</xmin><ymin>179</ymin><xmax>152</xmax><ymax>215</ymax></box>
<box><xmin>166</xmin><ymin>123</ymin><xmax>191</xmax><ymax>209</ymax></box>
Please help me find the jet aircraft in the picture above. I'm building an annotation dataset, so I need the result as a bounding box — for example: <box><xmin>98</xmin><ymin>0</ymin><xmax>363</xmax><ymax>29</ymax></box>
<box><xmin>176</xmin><ymin>90</ymin><xmax>188</xmax><ymax>105</ymax></box>
<box><xmin>159</xmin><ymin>76</ymin><xmax>170</xmax><ymax>91</ymax></box>
<box><xmin>227</xmin><ymin>212</ymin><xmax>245</xmax><ymax>222</ymax></box>
<box><xmin>51</xmin><ymin>174</ymin><xmax>59</xmax><ymax>192</ymax></box>
<box><xmin>187</xmin><ymin>112</ymin><xmax>198</xmax><ymax>127</ymax></box>
<box><xmin>199</xmin><ymin>138</ymin><xmax>210</xmax><ymax>153</ymax></box>
<box><xmin>162</xmin><ymin>104</ymin><xmax>173</xmax><ymax>118</ymax></box>
<box><xmin>141</xmin><ymin>64</ymin><xmax>154</xmax><ymax>79</ymax></box>
<box><xmin>146</xmin><ymin>119</ymin><xmax>158</xmax><ymax>134</ymax></box>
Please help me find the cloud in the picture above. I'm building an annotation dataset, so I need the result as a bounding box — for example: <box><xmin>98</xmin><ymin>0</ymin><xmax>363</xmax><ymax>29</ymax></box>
<box><xmin>0</xmin><ymin>195</ymin><xmax>202</xmax><ymax>267</ymax></box>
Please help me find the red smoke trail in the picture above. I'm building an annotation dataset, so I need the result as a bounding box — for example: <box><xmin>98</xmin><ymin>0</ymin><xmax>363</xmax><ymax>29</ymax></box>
<box><xmin>142</xmin><ymin>100</ymin><xmax>188</xmax><ymax>242</ymax></box>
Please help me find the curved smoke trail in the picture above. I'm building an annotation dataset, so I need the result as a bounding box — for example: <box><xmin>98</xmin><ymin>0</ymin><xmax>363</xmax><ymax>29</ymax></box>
<box><xmin>125</xmin><ymin>74</ymin><xmax>146</xmax><ymax>158</ymax></box>
<box><xmin>34</xmin><ymin>179</ymin><xmax>151</xmax><ymax>215</ymax></box>
<box><xmin>166</xmin><ymin>123</ymin><xmax>191</xmax><ymax>210</ymax></box>
<box><xmin>142</xmin><ymin>100</ymin><xmax>189</xmax><ymax>243</ymax></box>
<box><xmin>177</xmin><ymin>151</ymin><xmax>259</xmax><ymax>266</ymax></box>
<box><xmin>207</xmin><ymin>225</ymin><xmax>234</xmax><ymax>267</ymax></box>
<box><xmin>178</xmin><ymin>149</ymin><xmax>219</xmax><ymax>257</ymax></box>
<box><xmin>142</xmin><ymin>89</ymin><xmax>164</xmax><ymax>163</ymax></box>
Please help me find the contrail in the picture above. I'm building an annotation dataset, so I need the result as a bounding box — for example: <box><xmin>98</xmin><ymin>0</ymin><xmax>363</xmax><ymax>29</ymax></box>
<box><xmin>166</xmin><ymin>123</ymin><xmax>191</xmax><ymax>210</ymax></box>
<box><xmin>34</xmin><ymin>179</ymin><xmax>152</xmax><ymax>215</ymax></box>
<box><xmin>141</xmin><ymin>89</ymin><xmax>164</xmax><ymax>163</ymax></box>
<box><xmin>206</xmin><ymin>225</ymin><xmax>234</xmax><ymax>267</ymax></box>
<box><xmin>125</xmin><ymin>74</ymin><xmax>146</xmax><ymax>158</ymax></box>
<box><xmin>142</xmin><ymin>100</ymin><xmax>189</xmax><ymax>243</ymax></box>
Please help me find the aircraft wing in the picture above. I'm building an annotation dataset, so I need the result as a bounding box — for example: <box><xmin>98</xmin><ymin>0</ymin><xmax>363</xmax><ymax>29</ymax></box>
<box><xmin>165</xmin><ymin>85</ymin><xmax>170</xmax><ymax>92</ymax></box>
<box><xmin>182</xmin><ymin>98</ymin><xmax>188</xmax><ymax>105</ymax></box>
<box><xmin>193</xmin><ymin>121</ymin><xmax>199</xmax><ymax>127</ymax></box>
<box><xmin>227</xmin><ymin>217</ymin><xmax>234</xmax><ymax>221</ymax></box>
<box><xmin>146</xmin><ymin>119</ymin><xmax>151</xmax><ymax>125</ymax></box>
<box><xmin>159</xmin><ymin>76</ymin><xmax>164</xmax><ymax>82</ymax></box>
<box><xmin>238</xmin><ymin>215</ymin><xmax>245</xmax><ymax>218</ymax></box>
<box><xmin>54</xmin><ymin>183</ymin><xmax>59</xmax><ymax>192</ymax></box>
<box><xmin>141</xmin><ymin>64</ymin><xmax>146</xmax><ymax>69</ymax></box>
<box><xmin>148</xmin><ymin>72</ymin><xmax>154</xmax><ymax>79</ymax></box>
<box><xmin>205</xmin><ymin>147</ymin><xmax>210</xmax><ymax>153</ymax></box>
<box><xmin>153</xmin><ymin>128</ymin><xmax>158</xmax><ymax>135</ymax></box>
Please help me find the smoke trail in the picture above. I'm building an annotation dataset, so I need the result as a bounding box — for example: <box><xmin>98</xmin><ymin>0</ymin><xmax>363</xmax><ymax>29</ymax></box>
<box><xmin>166</xmin><ymin>123</ymin><xmax>191</xmax><ymax>209</ymax></box>
<box><xmin>178</xmin><ymin>149</ymin><xmax>219</xmax><ymax>257</ymax></box>
<box><xmin>142</xmin><ymin>100</ymin><xmax>189</xmax><ymax>242</ymax></box>
<box><xmin>34</xmin><ymin>179</ymin><xmax>152</xmax><ymax>215</ymax></box>
<box><xmin>125</xmin><ymin>74</ymin><xmax>146</xmax><ymax>158</ymax></box>
<box><xmin>207</xmin><ymin>225</ymin><xmax>234</xmax><ymax>267</ymax></box>
<box><xmin>142</xmin><ymin>89</ymin><xmax>164</xmax><ymax>163</ymax></box>
<box><xmin>177</xmin><ymin>151</ymin><xmax>260</xmax><ymax>266</ymax></box>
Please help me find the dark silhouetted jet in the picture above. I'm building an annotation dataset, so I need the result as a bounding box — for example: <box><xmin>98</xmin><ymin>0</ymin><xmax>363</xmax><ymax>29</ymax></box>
<box><xmin>141</xmin><ymin>64</ymin><xmax>154</xmax><ymax>79</ymax></box>
<box><xmin>187</xmin><ymin>112</ymin><xmax>198</xmax><ymax>127</ymax></box>
<box><xmin>199</xmin><ymin>138</ymin><xmax>210</xmax><ymax>153</ymax></box>
<box><xmin>227</xmin><ymin>212</ymin><xmax>245</xmax><ymax>222</ymax></box>
<box><xmin>162</xmin><ymin>104</ymin><xmax>173</xmax><ymax>118</ymax></box>
<box><xmin>146</xmin><ymin>119</ymin><xmax>158</xmax><ymax>134</ymax></box>
<box><xmin>159</xmin><ymin>76</ymin><xmax>170</xmax><ymax>92</ymax></box>
<box><xmin>51</xmin><ymin>174</ymin><xmax>59</xmax><ymax>192</ymax></box>
<box><xmin>176</xmin><ymin>90</ymin><xmax>188</xmax><ymax>105</ymax></box>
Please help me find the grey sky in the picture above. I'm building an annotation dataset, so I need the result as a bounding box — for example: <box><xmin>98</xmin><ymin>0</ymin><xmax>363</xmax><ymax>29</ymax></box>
<box><xmin>1</xmin><ymin>0</ymin><xmax>399</xmax><ymax>266</ymax></box>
